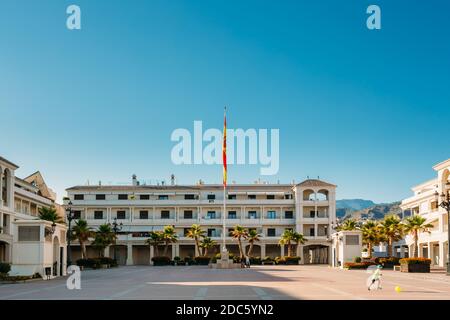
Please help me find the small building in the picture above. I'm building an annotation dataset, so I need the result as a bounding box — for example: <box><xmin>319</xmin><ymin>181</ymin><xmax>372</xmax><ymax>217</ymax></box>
<box><xmin>331</xmin><ymin>230</ymin><xmax>363</xmax><ymax>268</ymax></box>
<box><xmin>0</xmin><ymin>156</ymin><xmax>67</xmax><ymax>278</ymax></box>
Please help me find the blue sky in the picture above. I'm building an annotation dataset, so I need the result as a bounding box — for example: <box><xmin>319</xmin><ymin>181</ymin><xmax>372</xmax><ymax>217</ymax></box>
<box><xmin>1</xmin><ymin>0</ymin><xmax>449</xmax><ymax>203</ymax></box>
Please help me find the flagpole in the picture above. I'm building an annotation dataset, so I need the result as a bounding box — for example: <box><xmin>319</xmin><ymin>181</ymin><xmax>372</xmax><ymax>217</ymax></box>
<box><xmin>223</xmin><ymin>183</ymin><xmax>226</xmax><ymax>252</ymax></box>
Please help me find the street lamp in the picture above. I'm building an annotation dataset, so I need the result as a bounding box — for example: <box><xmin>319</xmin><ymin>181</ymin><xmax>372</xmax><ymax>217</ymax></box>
<box><xmin>112</xmin><ymin>218</ymin><xmax>123</xmax><ymax>263</ymax></box>
<box><xmin>66</xmin><ymin>201</ymin><xmax>75</xmax><ymax>266</ymax></box>
<box><xmin>435</xmin><ymin>181</ymin><xmax>450</xmax><ymax>276</ymax></box>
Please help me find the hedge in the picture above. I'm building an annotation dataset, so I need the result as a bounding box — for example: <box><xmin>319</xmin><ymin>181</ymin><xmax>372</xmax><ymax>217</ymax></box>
<box><xmin>152</xmin><ymin>256</ymin><xmax>172</xmax><ymax>266</ymax></box>
<box><xmin>76</xmin><ymin>258</ymin><xmax>117</xmax><ymax>269</ymax></box>
<box><xmin>344</xmin><ymin>261</ymin><xmax>377</xmax><ymax>269</ymax></box>
<box><xmin>400</xmin><ymin>258</ymin><xmax>431</xmax><ymax>265</ymax></box>
<box><xmin>194</xmin><ymin>256</ymin><xmax>211</xmax><ymax>265</ymax></box>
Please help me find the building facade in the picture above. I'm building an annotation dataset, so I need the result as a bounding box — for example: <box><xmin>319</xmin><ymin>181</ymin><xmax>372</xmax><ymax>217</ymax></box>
<box><xmin>400</xmin><ymin>158</ymin><xmax>450</xmax><ymax>267</ymax></box>
<box><xmin>0</xmin><ymin>156</ymin><xmax>67</xmax><ymax>278</ymax></box>
<box><xmin>64</xmin><ymin>177</ymin><xmax>336</xmax><ymax>265</ymax></box>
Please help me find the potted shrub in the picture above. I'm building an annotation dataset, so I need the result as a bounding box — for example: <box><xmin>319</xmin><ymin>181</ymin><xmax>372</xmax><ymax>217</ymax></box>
<box><xmin>194</xmin><ymin>256</ymin><xmax>211</xmax><ymax>265</ymax></box>
<box><xmin>344</xmin><ymin>261</ymin><xmax>376</xmax><ymax>270</ymax></box>
<box><xmin>0</xmin><ymin>263</ymin><xmax>11</xmax><ymax>276</ymax></box>
<box><xmin>262</xmin><ymin>256</ymin><xmax>274</xmax><ymax>265</ymax></box>
<box><xmin>400</xmin><ymin>258</ymin><xmax>431</xmax><ymax>273</ymax></box>
<box><xmin>173</xmin><ymin>256</ymin><xmax>181</xmax><ymax>266</ymax></box>
<box><xmin>354</xmin><ymin>256</ymin><xmax>362</xmax><ymax>263</ymax></box>
<box><xmin>250</xmin><ymin>256</ymin><xmax>262</xmax><ymax>265</ymax></box>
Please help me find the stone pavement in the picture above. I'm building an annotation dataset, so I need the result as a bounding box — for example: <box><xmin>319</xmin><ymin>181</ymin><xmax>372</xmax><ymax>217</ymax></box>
<box><xmin>1</xmin><ymin>265</ymin><xmax>450</xmax><ymax>300</ymax></box>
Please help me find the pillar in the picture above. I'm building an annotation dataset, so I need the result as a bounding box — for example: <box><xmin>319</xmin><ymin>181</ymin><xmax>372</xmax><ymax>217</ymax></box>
<box><xmin>171</xmin><ymin>244</ymin><xmax>176</xmax><ymax>259</ymax></box>
<box><xmin>126</xmin><ymin>243</ymin><xmax>134</xmax><ymax>265</ymax></box>
<box><xmin>427</xmin><ymin>242</ymin><xmax>432</xmax><ymax>262</ymax></box>
<box><xmin>261</xmin><ymin>244</ymin><xmax>266</xmax><ymax>258</ymax></box>
<box><xmin>439</xmin><ymin>242</ymin><xmax>445</xmax><ymax>267</ymax></box>
<box><xmin>280</xmin><ymin>245</ymin><xmax>285</xmax><ymax>257</ymax></box>
<box><xmin>149</xmin><ymin>246</ymin><xmax>154</xmax><ymax>265</ymax></box>
<box><xmin>299</xmin><ymin>245</ymin><xmax>304</xmax><ymax>264</ymax></box>
<box><xmin>400</xmin><ymin>246</ymin><xmax>405</xmax><ymax>258</ymax></box>
<box><xmin>104</xmin><ymin>247</ymin><xmax>110</xmax><ymax>258</ymax></box>
<box><xmin>7</xmin><ymin>171</ymin><xmax>14</xmax><ymax>210</ymax></box>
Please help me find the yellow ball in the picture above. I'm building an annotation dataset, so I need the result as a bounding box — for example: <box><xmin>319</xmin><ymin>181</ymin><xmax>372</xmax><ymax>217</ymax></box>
<box><xmin>395</xmin><ymin>286</ymin><xmax>401</xmax><ymax>293</ymax></box>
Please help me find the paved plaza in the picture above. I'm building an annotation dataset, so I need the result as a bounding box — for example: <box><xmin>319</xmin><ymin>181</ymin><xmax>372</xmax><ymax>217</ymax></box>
<box><xmin>1</xmin><ymin>265</ymin><xmax>450</xmax><ymax>300</ymax></box>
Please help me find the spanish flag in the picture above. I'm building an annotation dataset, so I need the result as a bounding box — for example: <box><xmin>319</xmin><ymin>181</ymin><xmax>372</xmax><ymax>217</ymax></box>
<box><xmin>222</xmin><ymin>107</ymin><xmax>227</xmax><ymax>187</ymax></box>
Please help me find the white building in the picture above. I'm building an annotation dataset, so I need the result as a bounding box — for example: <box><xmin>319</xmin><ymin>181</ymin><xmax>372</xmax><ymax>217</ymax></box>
<box><xmin>64</xmin><ymin>177</ymin><xmax>336</xmax><ymax>265</ymax></box>
<box><xmin>0</xmin><ymin>156</ymin><xmax>67</xmax><ymax>278</ymax></box>
<box><xmin>400</xmin><ymin>158</ymin><xmax>450</xmax><ymax>267</ymax></box>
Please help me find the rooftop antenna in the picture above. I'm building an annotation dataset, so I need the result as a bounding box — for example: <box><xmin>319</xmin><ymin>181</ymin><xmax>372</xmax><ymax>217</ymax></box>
<box><xmin>171</xmin><ymin>174</ymin><xmax>175</xmax><ymax>186</ymax></box>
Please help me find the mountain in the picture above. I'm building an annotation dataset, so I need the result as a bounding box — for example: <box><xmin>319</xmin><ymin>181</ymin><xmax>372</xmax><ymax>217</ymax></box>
<box><xmin>335</xmin><ymin>199</ymin><xmax>401</xmax><ymax>220</ymax></box>
<box><xmin>336</xmin><ymin>199</ymin><xmax>376</xmax><ymax>218</ymax></box>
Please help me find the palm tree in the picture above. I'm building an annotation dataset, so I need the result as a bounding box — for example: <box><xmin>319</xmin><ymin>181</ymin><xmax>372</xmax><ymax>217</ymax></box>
<box><xmin>360</xmin><ymin>220</ymin><xmax>382</xmax><ymax>258</ymax></box>
<box><xmin>279</xmin><ymin>229</ymin><xmax>307</xmax><ymax>257</ymax></box>
<box><xmin>161</xmin><ymin>225</ymin><xmax>178</xmax><ymax>257</ymax></box>
<box><xmin>72</xmin><ymin>219</ymin><xmax>94</xmax><ymax>259</ymax></box>
<box><xmin>92</xmin><ymin>224</ymin><xmax>116</xmax><ymax>257</ymax></box>
<box><xmin>231</xmin><ymin>225</ymin><xmax>248</xmax><ymax>258</ymax></box>
<box><xmin>146</xmin><ymin>231</ymin><xmax>164</xmax><ymax>256</ymax></box>
<box><xmin>337</xmin><ymin>218</ymin><xmax>358</xmax><ymax>231</ymax></box>
<box><xmin>38</xmin><ymin>206</ymin><xmax>64</xmax><ymax>224</ymax></box>
<box><xmin>186</xmin><ymin>224</ymin><xmax>206</xmax><ymax>256</ymax></box>
<box><xmin>379</xmin><ymin>214</ymin><xmax>404</xmax><ymax>257</ymax></box>
<box><xmin>403</xmin><ymin>215</ymin><xmax>433</xmax><ymax>258</ymax></box>
<box><xmin>199</xmin><ymin>237</ymin><xmax>217</xmax><ymax>256</ymax></box>
<box><xmin>246</xmin><ymin>229</ymin><xmax>261</xmax><ymax>257</ymax></box>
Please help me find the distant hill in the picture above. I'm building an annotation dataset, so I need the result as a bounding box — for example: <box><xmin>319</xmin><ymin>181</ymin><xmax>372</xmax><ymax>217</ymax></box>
<box><xmin>336</xmin><ymin>199</ymin><xmax>402</xmax><ymax>220</ymax></box>
<box><xmin>336</xmin><ymin>199</ymin><xmax>375</xmax><ymax>218</ymax></box>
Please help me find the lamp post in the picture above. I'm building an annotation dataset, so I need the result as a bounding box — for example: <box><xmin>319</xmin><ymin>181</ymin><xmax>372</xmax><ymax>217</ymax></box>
<box><xmin>112</xmin><ymin>218</ymin><xmax>123</xmax><ymax>263</ymax></box>
<box><xmin>66</xmin><ymin>201</ymin><xmax>75</xmax><ymax>266</ymax></box>
<box><xmin>435</xmin><ymin>181</ymin><xmax>450</xmax><ymax>275</ymax></box>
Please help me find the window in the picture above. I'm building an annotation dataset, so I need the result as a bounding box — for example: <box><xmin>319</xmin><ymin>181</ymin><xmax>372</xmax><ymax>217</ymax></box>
<box><xmin>248</xmin><ymin>194</ymin><xmax>256</xmax><ymax>200</ymax></box>
<box><xmin>206</xmin><ymin>211</ymin><xmax>216</xmax><ymax>219</ymax></box>
<box><xmin>310</xmin><ymin>211</ymin><xmax>316</xmax><ymax>218</ymax></box>
<box><xmin>285</xmin><ymin>194</ymin><xmax>293</xmax><ymax>199</ymax></box>
<box><xmin>18</xmin><ymin>226</ymin><xmax>40</xmax><ymax>241</ymax></box>
<box><xmin>74</xmin><ymin>194</ymin><xmax>84</xmax><ymax>200</ymax></box>
<box><xmin>228</xmin><ymin>228</ymin><xmax>234</xmax><ymax>236</ymax></box>
<box><xmin>346</xmin><ymin>235</ymin><xmax>359</xmax><ymax>245</ymax></box>
<box><xmin>207</xmin><ymin>229</ymin><xmax>217</xmax><ymax>237</ymax></box>
<box><xmin>140</xmin><ymin>194</ymin><xmax>150</xmax><ymax>200</ymax></box>
<box><xmin>73</xmin><ymin>210</ymin><xmax>81</xmax><ymax>219</ymax></box>
<box><xmin>267</xmin><ymin>228</ymin><xmax>276</xmax><ymax>237</ymax></box>
<box><xmin>228</xmin><ymin>194</ymin><xmax>236</xmax><ymax>200</ymax></box>
<box><xmin>184</xmin><ymin>194</ymin><xmax>195</xmax><ymax>200</ymax></box>
<box><xmin>248</xmin><ymin>211</ymin><xmax>257</xmax><ymax>219</ymax></box>
<box><xmin>309</xmin><ymin>228</ymin><xmax>315</xmax><ymax>237</ymax></box>
<box><xmin>184</xmin><ymin>210</ymin><xmax>193</xmax><ymax>219</ymax></box>
<box><xmin>118</xmin><ymin>194</ymin><xmax>128</xmax><ymax>200</ymax></box>
<box><xmin>158</xmin><ymin>195</ymin><xmax>169</xmax><ymax>200</ymax></box>
<box><xmin>117</xmin><ymin>211</ymin><xmax>126</xmax><ymax>219</ymax></box>
<box><xmin>207</xmin><ymin>194</ymin><xmax>216</xmax><ymax>200</ymax></box>
<box><xmin>94</xmin><ymin>211</ymin><xmax>103</xmax><ymax>219</ymax></box>
<box><xmin>228</xmin><ymin>211</ymin><xmax>237</xmax><ymax>219</ymax></box>
<box><xmin>266</xmin><ymin>195</ymin><xmax>275</xmax><ymax>200</ymax></box>
<box><xmin>96</xmin><ymin>194</ymin><xmax>106</xmax><ymax>200</ymax></box>
<box><xmin>285</xmin><ymin>211</ymin><xmax>294</xmax><ymax>219</ymax></box>
<box><xmin>267</xmin><ymin>211</ymin><xmax>276</xmax><ymax>219</ymax></box>
<box><xmin>161</xmin><ymin>210</ymin><xmax>170</xmax><ymax>219</ymax></box>
<box><xmin>184</xmin><ymin>228</ymin><xmax>190</xmax><ymax>236</ymax></box>
<box><xmin>139</xmin><ymin>210</ymin><xmax>149</xmax><ymax>219</ymax></box>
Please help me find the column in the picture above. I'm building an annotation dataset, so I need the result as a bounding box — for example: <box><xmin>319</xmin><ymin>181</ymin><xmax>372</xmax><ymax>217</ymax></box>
<box><xmin>261</xmin><ymin>244</ymin><xmax>266</xmax><ymax>258</ymax></box>
<box><xmin>7</xmin><ymin>172</ymin><xmax>14</xmax><ymax>210</ymax></box>
<box><xmin>314</xmin><ymin>224</ymin><xmax>318</xmax><ymax>238</ymax></box>
<box><xmin>104</xmin><ymin>247</ymin><xmax>110</xmax><ymax>258</ymax></box>
<box><xmin>400</xmin><ymin>246</ymin><xmax>405</xmax><ymax>258</ymax></box>
<box><xmin>439</xmin><ymin>242</ymin><xmax>445</xmax><ymax>267</ymax></box>
<box><xmin>280</xmin><ymin>245</ymin><xmax>285</xmax><ymax>257</ymax></box>
<box><xmin>427</xmin><ymin>242</ymin><xmax>432</xmax><ymax>262</ymax></box>
<box><xmin>149</xmin><ymin>246</ymin><xmax>154</xmax><ymax>265</ymax></box>
<box><xmin>171</xmin><ymin>244</ymin><xmax>176</xmax><ymax>259</ymax></box>
<box><xmin>126</xmin><ymin>243</ymin><xmax>134</xmax><ymax>265</ymax></box>
<box><xmin>0</xmin><ymin>213</ymin><xmax>3</xmax><ymax>233</ymax></box>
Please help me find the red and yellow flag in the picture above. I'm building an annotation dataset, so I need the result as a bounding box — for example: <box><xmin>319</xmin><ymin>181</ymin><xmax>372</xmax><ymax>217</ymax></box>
<box><xmin>222</xmin><ymin>107</ymin><xmax>227</xmax><ymax>187</ymax></box>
